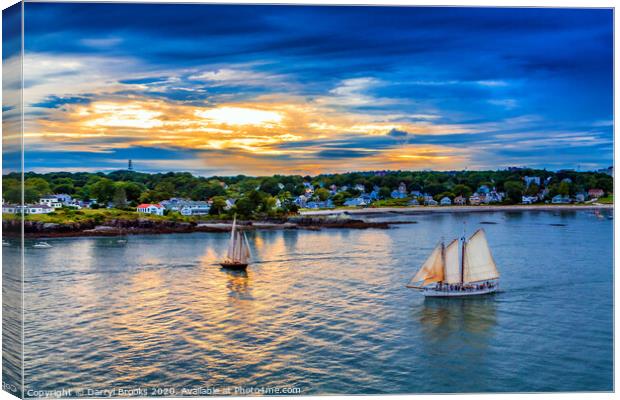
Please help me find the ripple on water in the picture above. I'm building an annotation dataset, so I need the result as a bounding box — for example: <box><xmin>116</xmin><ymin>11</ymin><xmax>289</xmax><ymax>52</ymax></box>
<box><xmin>19</xmin><ymin>211</ymin><xmax>613</xmax><ymax>394</ymax></box>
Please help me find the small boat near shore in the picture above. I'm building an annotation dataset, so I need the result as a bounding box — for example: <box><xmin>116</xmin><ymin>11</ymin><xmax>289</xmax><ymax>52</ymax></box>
<box><xmin>407</xmin><ymin>228</ymin><xmax>499</xmax><ymax>297</ymax></box>
<box><xmin>220</xmin><ymin>216</ymin><xmax>251</xmax><ymax>270</ymax></box>
<box><xmin>33</xmin><ymin>242</ymin><xmax>52</xmax><ymax>249</ymax></box>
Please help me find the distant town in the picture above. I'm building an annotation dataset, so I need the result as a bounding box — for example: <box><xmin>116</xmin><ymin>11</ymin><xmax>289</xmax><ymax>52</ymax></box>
<box><xmin>2</xmin><ymin>164</ymin><xmax>614</xmax><ymax>220</ymax></box>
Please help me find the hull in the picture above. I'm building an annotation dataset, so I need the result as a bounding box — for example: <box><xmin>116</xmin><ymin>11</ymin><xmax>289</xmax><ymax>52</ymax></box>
<box><xmin>220</xmin><ymin>262</ymin><xmax>248</xmax><ymax>270</ymax></box>
<box><xmin>422</xmin><ymin>285</ymin><xmax>497</xmax><ymax>297</ymax></box>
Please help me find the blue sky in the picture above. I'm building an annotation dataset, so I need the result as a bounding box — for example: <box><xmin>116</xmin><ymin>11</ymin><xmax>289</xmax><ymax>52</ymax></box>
<box><xmin>6</xmin><ymin>3</ymin><xmax>613</xmax><ymax>175</ymax></box>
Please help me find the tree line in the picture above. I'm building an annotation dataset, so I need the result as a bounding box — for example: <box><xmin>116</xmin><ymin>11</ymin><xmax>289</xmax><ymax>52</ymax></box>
<box><xmin>2</xmin><ymin>168</ymin><xmax>613</xmax><ymax>216</ymax></box>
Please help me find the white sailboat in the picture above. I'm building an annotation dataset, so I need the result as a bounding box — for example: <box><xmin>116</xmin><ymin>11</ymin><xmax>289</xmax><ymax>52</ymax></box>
<box><xmin>406</xmin><ymin>228</ymin><xmax>499</xmax><ymax>297</ymax></box>
<box><xmin>220</xmin><ymin>216</ymin><xmax>251</xmax><ymax>270</ymax></box>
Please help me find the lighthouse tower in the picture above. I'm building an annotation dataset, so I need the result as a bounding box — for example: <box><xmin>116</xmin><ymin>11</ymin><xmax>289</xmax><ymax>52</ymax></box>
<box><xmin>128</xmin><ymin>160</ymin><xmax>134</xmax><ymax>171</ymax></box>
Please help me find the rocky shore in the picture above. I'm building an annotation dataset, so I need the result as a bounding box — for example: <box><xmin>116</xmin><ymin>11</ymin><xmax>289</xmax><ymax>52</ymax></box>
<box><xmin>3</xmin><ymin>216</ymin><xmax>397</xmax><ymax>238</ymax></box>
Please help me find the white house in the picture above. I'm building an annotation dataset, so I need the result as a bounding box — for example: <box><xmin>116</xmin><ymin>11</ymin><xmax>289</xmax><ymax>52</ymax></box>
<box><xmin>224</xmin><ymin>199</ymin><xmax>236</xmax><ymax>210</ymax></box>
<box><xmin>440</xmin><ymin>197</ymin><xmax>452</xmax><ymax>206</ymax></box>
<box><xmin>2</xmin><ymin>204</ymin><xmax>17</xmax><ymax>214</ymax></box>
<box><xmin>26</xmin><ymin>204</ymin><xmax>54</xmax><ymax>214</ymax></box>
<box><xmin>39</xmin><ymin>196</ymin><xmax>62</xmax><ymax>208</ymax></box>
<box><xmin>552</xmin><ymin>195</ymin><xmax>571</xmax><ymax>204</ymax></box>
<box><xmin>180</xmin><ymin>202</ymin><xmax>211</xmax><ymax>216</ymax></box>
<box><xmin>54</xmin><ymin>194</ymin><xmax>73</xmax><ymax>204</ymax></box>
<box><xmin>354</xmin><ymin>184</ymin><xmax>366</xmax><ymax>193</ymax></box>
<box><xmin>137</xmin><ymin>203</ymin><xmax>165</xmax><ymax>216</ymax></box>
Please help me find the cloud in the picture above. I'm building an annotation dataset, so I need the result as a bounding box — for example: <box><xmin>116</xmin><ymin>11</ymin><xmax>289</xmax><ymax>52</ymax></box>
<box><xmin>387</xmin><ymin>128</ymin><xmax>409</xmax><ymax>137</ymax></box>
<box><xmin>14</xmin><ymin>4</ymin><xmax>614</xmax><ymax>174</ymax></box>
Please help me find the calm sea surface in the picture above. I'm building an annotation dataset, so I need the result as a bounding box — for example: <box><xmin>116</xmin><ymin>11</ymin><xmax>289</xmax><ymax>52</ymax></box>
<box><xmin>10</xmin><ymin>210</ymin><xmax>613</xmax><ymax>395</ymax></box>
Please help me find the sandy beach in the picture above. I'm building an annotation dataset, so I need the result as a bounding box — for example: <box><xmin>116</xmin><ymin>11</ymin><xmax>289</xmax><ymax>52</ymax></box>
<box><xmin>300</xmin><ymin>203</ymin><xmax>614</xmax><ymax>217</ymax></box>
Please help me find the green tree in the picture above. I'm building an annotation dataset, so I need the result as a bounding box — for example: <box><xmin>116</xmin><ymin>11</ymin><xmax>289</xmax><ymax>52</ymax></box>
<box><xmin>209</xmin><ymin>196</ymin><xmax>227</xmax><ymax>215</ymax></box>
<box><xmin>332</xmin><ymin>191</ymin><xmax>352</xmax><ymax>206</ymax></box>
<box><xmin>234</xmin><ymin>197</ymin><xmax>255</xmax><ymax>218</ymax></box>
<box><xmin>504</xmin><ymin>181</ymin><xmax>524</xmax><ymax>204</ymax></box>
<box><xmin>314</xmin><ymin>188</ymin><xmax>330</xmax><ymax>201</ymax></box>
<box><xmin>525</xmin><ymin>183</ymin><xmax>540</xmax><ymax>196</ymax></box>
<box><xmin>89</xmin><ymin>178</ymin><xmax>116</xmax><ymax>204</ymax></box>
<box><xmin>116</xmin><ymin>181</ymin><xmax>145</xmax><ymax>203</ymax></box>
<box><xmin>379</xmin><ymin>186</ymin><xmax>391</xmax><ymax>199</ymax></box>
<box><xmin>112</xmin><ymin>187</ymin><xmax>128</xmax><ymax>209</ymax></box>
<box><xmin>452</xmin><ymin>184</ymin><xmax>473</xmax><ymax>198</ymax></box>
<box><xmin>24</xmin><ymin>177</ymin><xmax>51</xmax><ymax>198</ymax></box>
<box><xmin>2</xmin><ymin>178</ymin><xmax>21</xmax><ymax>203</ymax></box>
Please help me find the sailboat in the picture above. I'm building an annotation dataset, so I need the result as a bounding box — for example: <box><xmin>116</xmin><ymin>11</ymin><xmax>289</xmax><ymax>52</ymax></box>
<box><xmin>220</xmin><ymin>216</ymin><xmax>251</xmax><ymax>270</ymax></box>
<box><xmin>406</xmin><ymin>228</ymin><xmax>499</xmax><ymax>297</ymax></box>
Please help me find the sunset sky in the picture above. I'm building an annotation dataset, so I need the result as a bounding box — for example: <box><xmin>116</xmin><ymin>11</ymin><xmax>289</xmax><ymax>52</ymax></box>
<box><xmin>4</xmin><ymin>4</ymin><xmax>613</xmax><ymax>176</ymax></box>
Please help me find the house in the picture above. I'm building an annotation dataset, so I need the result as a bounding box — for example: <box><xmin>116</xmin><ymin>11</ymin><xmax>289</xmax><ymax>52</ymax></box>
<box><xmin>477</xmin><ymin>185</ymin><xmax>491</xmax><ymax>194</ymax></box>
<box><xmin>306</xmin><ymin>201</ymin><xmax>320</xmax><ymax>209</ymax></box>
<box><xmin>293</xmin><ymin>195</ymin><xmax>307</xmax><ymax>208</ymax></box>
<box><xmin>391</xmin><ymin>190</ymin><xmax>406</xmax><ymax>199</ymax></box>
<box><xmin>410</xmin><ymin>190</ymin><xmax>422</xmax><ymax>197</ymax></box>
<box><xmin>409</xmin><ymin>198</ymin><xmax>420</xmax><ymax>206</ymax></box>
<box><xmin>588</xmin><ymin>188</ymin><xmax>604</xmax><ymax>199</ymax></box>
<box><xmin>469</xmin><ymin>193</ymin><xmax>482</xmax><ymax>205</ymax></box>
<box><xmin>454</xmin><ymin>196</ymin><xmax>466</xmax><ymax>205</ymax></box>
<box><xmin>26</xmin><ymin>204</ymin><xmax>54</xmax><ymax>214</ymax></box>
<box><xmin>575</xmin><ymin>193</ymin><xmax>587</xmax><ymax>203</ymax></box>
<box><xmin>179</xmin><ymin>201</ymin><xmax>211</xmax><ymax>216</ymax></box>
<box><xmin>551</xmin><ymin>195</ymin><xmax>571</xmax><ymax>204</ymax></box>
<box><xmin>398</xmin><ymin>182</ymin><xmax>408</xmax><ymax>195</ymax></box>
<box><xmin>2</xmin><ymin>204</ymin><xmax>17</xmax><ymax>214</ymax></box>
<box><xmin>440</xmin><ymin>197</ymin><xmax>452</xmax><ymax>206</ymax></box>
<box><xmin>369</xmin><ymin>190</ymin><xmax>380</xmax><ymax>200</ymax></box>
<box><xmin>425</xmin><ymin>198</ymin><xmax>438</xmax><ymax>206</ymax></box>
<box><xmin>55</xmin><ymin>194</ymin><xmax>72</xmax><ymax>204</ymax></box>
<box><xmin>274</xmin><ymin>198</ymin><xmax>282</xmax><ymax>209</ymax></box>
<box><xmin>137</xmin><ymin>203</ymin><xmax>165</xmax><ymax>216</ymax></box>
<box><xmin>277</xmin><ymin>183</ymin><xmax>285</xmax><ymax>190</ymax></box>
<box><xmin>224</xmin><ymin>198</ymin><xmax>237</xmax><ymax>210</ymax></box>
<box><xmin>521</xmin><ymin>196</ymin><xmax>538</xmax><ymax>204</ymax></box>
<box><xmin>39</xmin><ymin>196</ymin><xmax>62</xmax><ymax>209</ymax></box>
<box><xmin>524</xmin><ymin>176</ymin><xmax>541</xmax><ymax>187</ymax></box>
<box><xmin>329</xmin><ymin>184</ymin><xmax>338</xmax><ymax>194</ymax></box>
<box><xmin>561</xmin><ymin>178</ymin><xmax>573</xmax><ymax>184</ymax></box>
<box><xmin>354</xmin><ymin>184</ymin><xmax>366</xmax><ymax>193</ymax></box>
<box><xmin>486</xmin><ymin>190</ymin><xmax>503</xmax><ymax>203</ymax></box>
<box><xmin>343</xmin><ymin>197</ymin><xmax>367</xmax><ymax>207</ymax></box>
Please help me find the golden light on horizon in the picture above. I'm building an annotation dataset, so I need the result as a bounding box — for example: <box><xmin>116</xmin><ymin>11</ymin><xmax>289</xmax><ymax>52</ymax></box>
<box><xmin>82</xmin><ymin>102</ymin><xmax>165</xmax><ymax>129</ymax></box>
<box><xmin>195</xmin><ymin>106</ymin><xmax>283</xmax><ymax>127</ymax></box>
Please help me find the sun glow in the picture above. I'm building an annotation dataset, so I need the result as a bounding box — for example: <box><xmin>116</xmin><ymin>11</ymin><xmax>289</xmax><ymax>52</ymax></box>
<box><xmin>195</xmin><ymin>106</ymin><xmax>283</xmax><ymax>127</ymax></box>
<box><xmin>82</xmin><ymin>102</ymin><xmax>164</xmax><ymax>129</ymax></box>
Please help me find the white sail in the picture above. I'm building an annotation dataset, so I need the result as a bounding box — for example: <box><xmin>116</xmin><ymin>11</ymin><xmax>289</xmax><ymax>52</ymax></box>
<box><xmin>408</xmin><ymin>243</ymin><xmax>444</xmax><ymax>287</ymax></box>
<box><xmin>463</xmin><ymin>229</ymin><xmax>499</xmax><ymax>283</ymax></box>
<box><xmin>242</xmin><ymin>232</ymin><xmax>251</xmax><ymax>261</ymax></box>
<box><xmin>443</xmin><ymin>239</ymin><xmax>461</xmax><ymax>284</ymax></box>
<box><xmin>227</xmin><ymin>216</ymin><xmax>237</xmax><ymax>260</ymax></box>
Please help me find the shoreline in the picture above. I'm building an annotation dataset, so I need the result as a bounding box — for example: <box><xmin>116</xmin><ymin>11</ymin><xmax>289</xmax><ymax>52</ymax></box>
<box><xmin>4</xmin><ymin>218</ymin><xmax>399</xmax><ymax>239</ymax></box>
<box><xmin>3</xmin><ymin>204</ymin><xmax>613</xmax><ymax>239</ymax></box>
<box><xmin>300</xmin><ymin>203</ymin><xmax>614</xmax><ymax>216</ymax></box>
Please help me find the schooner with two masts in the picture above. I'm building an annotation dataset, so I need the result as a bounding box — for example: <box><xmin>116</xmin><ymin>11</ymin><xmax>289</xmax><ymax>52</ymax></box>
<box><xmin>407</xmin><ymin>228</ymin><xmax>500</xmax><ymax>297</ymax></box>
<box><xmin>220</xmin><ymin>216</ymin><xmax>252</xmax><ymax>270</ymax></box>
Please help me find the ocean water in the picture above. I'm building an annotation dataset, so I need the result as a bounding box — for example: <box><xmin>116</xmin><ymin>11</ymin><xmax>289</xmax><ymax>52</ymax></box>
<box><xmin>8</xmin><ymin>210</ymin><xmax>613</xmax><ymax>395</ymax></box>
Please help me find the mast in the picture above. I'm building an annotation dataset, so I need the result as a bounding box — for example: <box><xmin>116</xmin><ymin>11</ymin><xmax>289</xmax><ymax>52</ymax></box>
<box><xmin>441</xmin><ymin>242</ymin><xmax>446</xmax><ymax>281</ymax></box>
<box><xmin>460</xmin><ymin>233</ymin><xmax>466</xmax><ymax>285</ymax></box>
<box><xmin>227</xmin><ymin>215</ymin><xmax>237</xmax><ymax>261</ymax></box>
